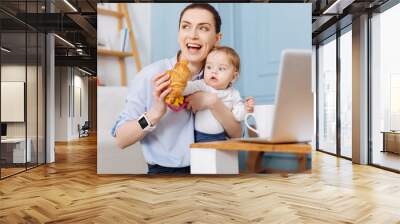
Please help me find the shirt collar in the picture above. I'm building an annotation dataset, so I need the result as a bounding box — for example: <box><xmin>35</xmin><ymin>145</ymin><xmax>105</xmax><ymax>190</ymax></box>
<box><xmin>192</xmin><ymin>70</ymin><xmax>204</xmax><ymax>80</ymax></box>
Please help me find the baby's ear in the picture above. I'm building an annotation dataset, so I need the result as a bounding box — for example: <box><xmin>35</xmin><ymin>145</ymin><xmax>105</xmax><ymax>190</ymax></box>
<box><xmin>232</xmin><ymin>71</ymin><xmax>239</xmax><ymax>82</ymax></box>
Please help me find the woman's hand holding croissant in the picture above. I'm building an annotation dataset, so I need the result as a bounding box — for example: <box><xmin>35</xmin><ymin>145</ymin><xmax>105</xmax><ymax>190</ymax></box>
<box><xmin>148</xmin><ymin>72</ymin><xmax>172</xmax><ymax>124</ymax></box>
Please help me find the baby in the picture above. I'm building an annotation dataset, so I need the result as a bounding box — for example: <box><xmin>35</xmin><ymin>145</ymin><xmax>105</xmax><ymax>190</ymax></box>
<box><xmin>183</xmin><ymin>46</ymin><xmax>254</xmax><ymax>142</ymax></box>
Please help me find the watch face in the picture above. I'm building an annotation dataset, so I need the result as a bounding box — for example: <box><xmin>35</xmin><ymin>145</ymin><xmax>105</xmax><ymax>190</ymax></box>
<box><xmin>138</xmin><ymin>116</ymin><xmax>149</xmax><ymax>129</ymax></box>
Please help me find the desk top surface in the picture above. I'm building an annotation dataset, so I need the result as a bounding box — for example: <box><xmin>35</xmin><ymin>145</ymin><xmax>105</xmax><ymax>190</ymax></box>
<box><xmin>381</xmin><ymin>131</ymin><xmax>400</xmax><ymax>134</ymax></box>
<box><xmin>1</xmin><ymin>138</ymin><xmax>28</xmax><ymax>143</ymax></box>
<box><xmin>190</xmin><ymin>140</ymin><xmax>311</xmax><ymax>154</ymax></box>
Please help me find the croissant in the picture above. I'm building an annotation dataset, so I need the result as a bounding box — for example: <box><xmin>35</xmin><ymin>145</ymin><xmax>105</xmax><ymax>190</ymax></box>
<box><xmin>164</xmin><ymin>60</ymin><xmax>191</xmax><ymax>107</ymax></box>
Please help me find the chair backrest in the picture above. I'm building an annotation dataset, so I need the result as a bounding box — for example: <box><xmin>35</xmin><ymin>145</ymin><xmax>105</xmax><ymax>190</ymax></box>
<box><xmin>82</xmin><ymin>121</ymin><xmax>90</xmax><ymax>129</ymax></box>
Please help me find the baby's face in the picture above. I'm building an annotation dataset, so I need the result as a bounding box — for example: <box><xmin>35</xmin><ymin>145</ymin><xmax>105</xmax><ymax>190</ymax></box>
<box><xmin>204</xmin><ymin>51</ymin><xmax>237</xmax><ymax>90</ymax></box>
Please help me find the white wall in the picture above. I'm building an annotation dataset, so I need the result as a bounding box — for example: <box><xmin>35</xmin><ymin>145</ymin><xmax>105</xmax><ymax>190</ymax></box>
<box><xmin>54</xmin><ymin>67</ymin><xmax>89</xmax><ymax>141</ymax></box>
<box><xmin>1</xmin><ymin>65</ymin><xmax>26</xmax><ymax>81</ymax></box>
<box><xmin>55</xmin><ymin>67</ymin><xmax>69</xmax><ymax>141</ymax></box>
<box><xmin>97</xmin><ymin>3</ymin><xmax>152</xmax><ymax>86</ymax></box>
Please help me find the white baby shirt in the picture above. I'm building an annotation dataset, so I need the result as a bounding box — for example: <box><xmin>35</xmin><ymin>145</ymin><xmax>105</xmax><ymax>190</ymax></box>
<box><xmin>183</xmin><ymin>80</ymin><xmax>245</xmax><ymax>134</ymax></box>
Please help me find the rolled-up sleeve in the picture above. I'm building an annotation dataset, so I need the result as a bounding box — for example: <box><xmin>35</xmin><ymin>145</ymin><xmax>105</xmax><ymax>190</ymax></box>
<box><xmin>183</xmin><ymin>80</ymin><xmax>215</xmax><ymax>95</ymax></box>
<box><xmin>231</xmin><ymin>91</ymin><xmax>246</xmax><ymax>122</ymax></box>
<box><xmin>232</xmin><ymin>101</ymin><xmax>246</xmax><ymax>122</ymax></box>
<box><xmin>111</xmin><ymin>74</ymin><xmax>148</xmax><ymax>137</ymax></box>
<box><xmin>231</xmin><ymin>90</ymin><xmax>246</xmax><ymax>138</ymax></box>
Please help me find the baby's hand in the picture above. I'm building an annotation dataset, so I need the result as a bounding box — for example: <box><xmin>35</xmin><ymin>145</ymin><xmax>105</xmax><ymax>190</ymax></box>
<box><xmin>245</xmin><ymin>96</ymin><xmax>255</xmax><ymax>113</ymax></box>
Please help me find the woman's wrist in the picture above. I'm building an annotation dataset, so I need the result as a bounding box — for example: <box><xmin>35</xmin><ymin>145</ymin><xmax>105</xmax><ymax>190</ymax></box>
<box><xmin>147</xmin><ymin>108</ymin><xmax>163</xmax><ymax>125</ymax></box>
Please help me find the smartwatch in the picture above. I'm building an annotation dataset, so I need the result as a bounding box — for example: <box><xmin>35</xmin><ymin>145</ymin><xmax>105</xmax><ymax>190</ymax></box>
<box><xmin>138</xmin><ymin>112</ymin><xmax>156</xmax><ymax>132</ymax></box>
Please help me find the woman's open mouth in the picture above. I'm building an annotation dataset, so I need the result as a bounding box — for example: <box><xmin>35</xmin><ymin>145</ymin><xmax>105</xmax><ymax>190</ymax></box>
<box><xmin>186</xmin><ymin>43</ymin><xmax>202</xmax><ymax>54</ymax></box>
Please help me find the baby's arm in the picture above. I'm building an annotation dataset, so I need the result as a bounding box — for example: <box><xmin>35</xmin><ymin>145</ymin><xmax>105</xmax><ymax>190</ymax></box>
<box><xmin>183</xmin><ymin>80</ymin><xmax>214</xmax><ymax>96</ymax></box>
<box><xmin>245</xmin><ymin>96</ymin><xmax>255</xmax><ymax>113</ymax></box>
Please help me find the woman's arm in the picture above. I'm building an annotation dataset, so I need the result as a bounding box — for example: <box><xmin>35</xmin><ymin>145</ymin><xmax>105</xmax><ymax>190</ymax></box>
<box><xmin>115</xmin><ymin>73</ymin><xmax>171</xmax><ymax>149</ymax></box>
<box><xmin>114</xmin><ymin>109</ymin><xmax>163</xmax><ymax>149</ymax></box>
<box><xmin>185</xmin><ymin>92</ymin><xmax>242</xmax><ymax>138</ymax></box>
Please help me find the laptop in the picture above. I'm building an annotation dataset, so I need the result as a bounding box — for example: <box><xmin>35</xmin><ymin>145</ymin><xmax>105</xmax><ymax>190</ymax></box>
<box><xmin>239</xmin><ymin>49</ymin><xmax>313</xmax><ymax>143</ymax></box>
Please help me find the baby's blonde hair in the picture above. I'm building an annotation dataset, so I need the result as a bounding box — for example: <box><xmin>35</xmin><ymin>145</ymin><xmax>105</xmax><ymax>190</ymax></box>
<box><xmin>209</xmin><ymin>46</ymin><xmax>240</xmax><ymax>73</ymax></box>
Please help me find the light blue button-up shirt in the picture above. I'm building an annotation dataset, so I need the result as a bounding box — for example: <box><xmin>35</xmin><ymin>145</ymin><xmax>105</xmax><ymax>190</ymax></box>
<box><xmin>111</xmin><ymin>56</ymin><xmax>203</xmax><ymax>168</ymax></box>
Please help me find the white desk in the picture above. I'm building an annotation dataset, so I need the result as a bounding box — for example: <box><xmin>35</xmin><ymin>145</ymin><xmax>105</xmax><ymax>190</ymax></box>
<box><xmin>1</xmin><ymin>138</ymin><xmax>31</xmax><ymax>163</ymax></box>
<box><xmin>190</xmin><ymin>140</ymin><xmax>311</xmax><ymax>174</ymax></box>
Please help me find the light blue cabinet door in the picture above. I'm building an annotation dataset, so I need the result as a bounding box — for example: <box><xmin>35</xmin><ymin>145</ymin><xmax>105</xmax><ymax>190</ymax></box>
<box><xmin>233</xmin><ymin>4</ymin><xmax>311</xmax><ymax>104</ymax></box>
<box><xmin>150</xmin><ymin>3</ymin><xmax>185</xmax><ymax>62</ymax></box>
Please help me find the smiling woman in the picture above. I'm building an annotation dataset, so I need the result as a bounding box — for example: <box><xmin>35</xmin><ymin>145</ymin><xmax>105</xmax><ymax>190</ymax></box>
<box><xmin>111</xmin><ymin>3</ymin><xmax>242</xmax><ymax>175</ymax></box>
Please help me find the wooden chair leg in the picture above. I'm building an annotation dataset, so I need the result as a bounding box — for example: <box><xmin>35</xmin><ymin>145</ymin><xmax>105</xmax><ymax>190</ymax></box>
<box><xmin>246</xmin><ymin>124</ymin><xmax>264</xmax><ymax>173</ymax></box>
<box><xmin>247</xmin><ymin>151</ymin><xmax>264</xmax><ymax>173</ymax></box>
<box><xmin>297</xmin><ymin>154</ymin><xmax>307</xmax><ymax>172</ymax></box>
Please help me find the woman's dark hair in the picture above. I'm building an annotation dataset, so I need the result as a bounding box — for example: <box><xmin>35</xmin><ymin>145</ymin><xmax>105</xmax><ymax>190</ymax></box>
<box><xmin>179</xmin><ymin>3</ymin><xmax>222</xmax><ymax>34</ymax></box>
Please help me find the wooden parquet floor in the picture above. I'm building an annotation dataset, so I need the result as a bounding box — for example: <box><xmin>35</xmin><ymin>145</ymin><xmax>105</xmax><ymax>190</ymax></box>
<box><xmin>1</xmin><ymin>135</ymin><xmax>400</xmax><ymax>224</ymax></box>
